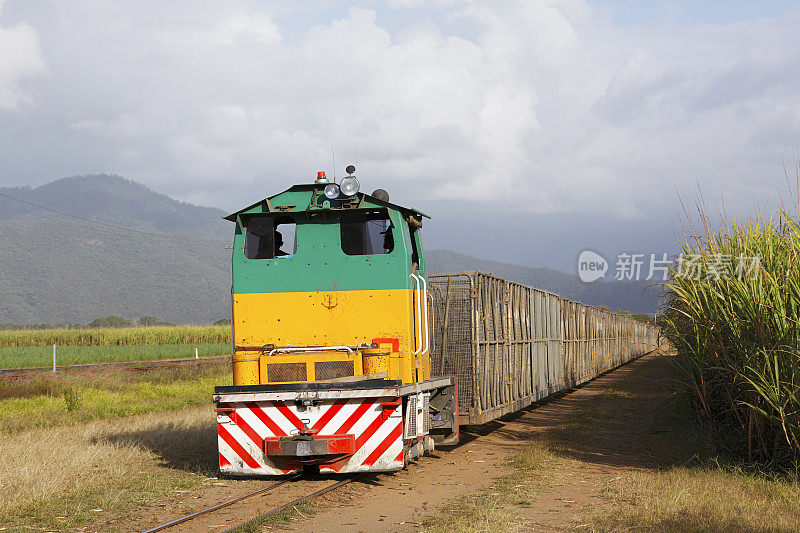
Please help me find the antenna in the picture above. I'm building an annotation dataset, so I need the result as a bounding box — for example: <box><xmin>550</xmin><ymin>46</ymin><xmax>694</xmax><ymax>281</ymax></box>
<box><xmin>352</xmin><ymin>109</ymin><xmax>358</xmax><ymax>167</ymax></box>
<box><xmin>331</xmin><ymin>145</ymin><xmax>336</xmax><ymax>183</ymax></box>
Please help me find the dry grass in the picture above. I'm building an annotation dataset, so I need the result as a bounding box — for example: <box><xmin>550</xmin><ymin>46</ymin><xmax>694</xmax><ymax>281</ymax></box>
<box><xmin>0</xmin><ymin>360</ymin><xmax>232</xmax><ymax>529</ymax></box>
<box><xmin>591</xmin><ymin>467</ymin><xmax>800</xmax><ymax>532</ymax></box>
<box><xmin>423</xmin><ymin>354</ymin><xmax>800</xmax><ymax>532</ymax></box>
<box><xmin>0</xmin><ymin>406</ymin><xmax>218</xmax><ymax>530</ymax></box>
<box><xmin>228</xmin><ymin>500</ymin><xmax>317</xmax><ymax>533</ymax></box>
<box><xmin>572</xmin><ymin>357</ymin><xmax>800</xmax><ymax>532</ymax></box>
<box><xmin>422</xmin><ymin>443</ymin><xmax>559</xmax><ymax>533</ymax></box>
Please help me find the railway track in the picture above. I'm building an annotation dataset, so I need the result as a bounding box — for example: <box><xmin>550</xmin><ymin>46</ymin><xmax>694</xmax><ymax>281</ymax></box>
<box><xmin>141</xmin><ymin>474</ymin><xmax>359</xmax><ymax>533</ymax></box>
<box><xmin>0</xmin><ymin>354</ymin><xmax>231</xmax><ymax>376</ymax></box>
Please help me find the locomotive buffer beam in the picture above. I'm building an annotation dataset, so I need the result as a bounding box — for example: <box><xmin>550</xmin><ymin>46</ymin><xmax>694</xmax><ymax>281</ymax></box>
<box><xmin>263</xmin><ymin>420</ymin><xmax>356</xmax><ymax>462</ymax></box>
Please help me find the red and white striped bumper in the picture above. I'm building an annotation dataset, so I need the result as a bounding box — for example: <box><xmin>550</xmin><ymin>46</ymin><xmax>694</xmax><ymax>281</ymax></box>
<box><xmin>214</xmin><ymin>393</ymin><xmax>404</xmax><ymax>475</ymax></box>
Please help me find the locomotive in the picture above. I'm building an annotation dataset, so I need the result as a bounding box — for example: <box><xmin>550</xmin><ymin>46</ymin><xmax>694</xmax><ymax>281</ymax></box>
<box><xmin>213</xmin><ymin>168</ymin><xmax>659</xmax><ymax>476</ymax></box>
<box><xmin>214</xmin><ymin>167</ymin><xmax>457</xmax><ymax>475</ymax></box>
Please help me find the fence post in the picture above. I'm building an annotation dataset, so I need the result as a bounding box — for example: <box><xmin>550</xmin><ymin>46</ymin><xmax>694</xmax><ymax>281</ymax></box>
<box><xmin>195</xmin><ymin>347</ymin><xmax>199</xmax><ymax>359</ymax></box>
<box><xmin>53</xmin><ymin>344</ymin><xmax>56</xmax><ymax>372</ymax></box>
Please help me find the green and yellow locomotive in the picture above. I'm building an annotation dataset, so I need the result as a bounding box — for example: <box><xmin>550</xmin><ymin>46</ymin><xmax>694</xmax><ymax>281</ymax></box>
<box><xmin>213</xmin><ymin>168</ymin><xmax>458</xmax><ymax>475</ymax></box>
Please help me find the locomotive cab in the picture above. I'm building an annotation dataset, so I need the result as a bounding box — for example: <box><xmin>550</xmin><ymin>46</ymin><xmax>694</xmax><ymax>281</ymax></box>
<box><xmin>214</xmin><ymin>171</ymin><xmax>458</xmax><ymax>476</ymax></box>
<box><xmin>226</xmin><ymin>181</ymin><xmax>430</xmax><ymax>386</ymax></box>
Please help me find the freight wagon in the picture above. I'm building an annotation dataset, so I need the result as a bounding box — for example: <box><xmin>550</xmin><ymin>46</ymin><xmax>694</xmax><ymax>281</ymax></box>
<box><xmin>429</xmin><ymin>272</ymin><xmax>659</xmax><ymax>425</ymax></box>
<box><xmin>213</xmin><ymin>169</ymin><xmax>660</xmax><ymax>475</ymax></box>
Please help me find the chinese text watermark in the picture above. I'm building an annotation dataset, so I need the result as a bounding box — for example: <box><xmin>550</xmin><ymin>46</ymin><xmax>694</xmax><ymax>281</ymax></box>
<box><xmin>578</xmin><ymin>251</ymin><xmax>761</xmax><ymax>282</ymax></box>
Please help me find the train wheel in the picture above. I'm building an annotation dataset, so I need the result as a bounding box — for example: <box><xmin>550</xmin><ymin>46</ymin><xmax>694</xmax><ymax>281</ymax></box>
<box><xmin>423</xmin><ymin>435</ymin><xmax>435</xmax><ymax>456</ymax></box>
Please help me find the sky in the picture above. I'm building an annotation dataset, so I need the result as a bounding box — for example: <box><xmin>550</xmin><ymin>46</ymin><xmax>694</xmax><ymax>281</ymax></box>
<box><xmin>1</xmin><ymin>0</ymin><xmax>799</xmax><ymax>272</ymax></box>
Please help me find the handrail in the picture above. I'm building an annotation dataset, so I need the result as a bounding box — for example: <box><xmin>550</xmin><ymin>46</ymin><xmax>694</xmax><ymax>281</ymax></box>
<box><xmin>428</xmin><ymin>290</ymin><xmax>435</xmax><ymax>359</ymax></box>
<box><xmin>418</xmin><ymin>273</ymin><xmax>429</xmax><ymax>356</ymax></box>
<box><xmin>411</xmin><ymin>273</ymin><xmax>422</xmax><ymax>360</ymax></box>
<box><xmin>267</xmin><ymin>346</ymin><xmax>354</xmax><ymax>357</ymax></box>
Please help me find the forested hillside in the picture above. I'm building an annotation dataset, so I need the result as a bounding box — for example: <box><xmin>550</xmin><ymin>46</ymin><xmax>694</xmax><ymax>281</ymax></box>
<box><xmin>0</xmin><ymin>175</ymin><xmax>231</xmax><ymax>324</ymax></box>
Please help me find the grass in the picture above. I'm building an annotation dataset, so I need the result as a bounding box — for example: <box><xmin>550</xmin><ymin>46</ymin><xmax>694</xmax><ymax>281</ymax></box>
<box><xmin>0</xmin><ymin>324</ymin><xmax>230</xmax><ymax>347</ymax></box>
<box><xmin>0</xmin><ymin>406</ymin><xmax>220</xmax><ymax>530</ymax></box>
<box><xmin>0</xmin><ymin>363</ymin><xmax>232</xmax><ymax>432</ymax></box>
<box><xmin>593</xmin><ymin>466</ymin><xmax>800</xmax><ymax>531</ymax></box>
<box><xmin>580</xmin><ymin>359</ymin><xmax>800</xmax><ymax>531</ymax></box>
<box><xmin>422</xmin><ymin>443</ymin><xmax>559</xmax><ymax>533</ymax></box>
<box><xmin>422</xmin><ymin>353</ymin><xmax>800</xmax><ymax>532</ymax></box>
<box><xmin>0</xmin><ymin>342</ymin><xmax>230</xmax><ymax>368</ymax></box>
<box><xmin>229</xmin><ymin>500</ymin><xmax>317</xmax><ymax>533</ymax></box>
<box><xmin>0</xmin><ymin>362</ymin><xmax>234</xmax><ymax>530</ymax></box>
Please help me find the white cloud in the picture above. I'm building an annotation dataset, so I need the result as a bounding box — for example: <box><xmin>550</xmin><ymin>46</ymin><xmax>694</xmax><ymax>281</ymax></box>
<box><xmin>2</xmin><ymin>0</ymin><xmax>799</xmax><ymax>223</ymax></box>
<box><xmin>158</xmin><ymin>10</ymin><xmax>281</xmax><ymax>47</ymax></box>
<box><xmin>385</xmin><ymin>0</ymin><xmax>467</xmax><ymax>8</ymax></box>
<box><xmin>0</xmin><ymin>2</ymin><xmax>46</xmax><ymax>111</ymax></box>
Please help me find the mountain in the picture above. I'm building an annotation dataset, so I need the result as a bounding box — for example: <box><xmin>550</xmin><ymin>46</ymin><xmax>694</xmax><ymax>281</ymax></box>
<box><xmin>0</xmin><ymin>175</ymin><xmax>659</xmax><ymax>325</ymax></box>
<box><xmin>426</xmin><ymin>250</ymin><xmax>661</xmax><ymax>314</ymax></box>
<box><xmin>0</xmin><ymin>175</ymin><xmax>228</xmax><ymax>239</ymax></box>
<box><xmin>0</xmin><ymin>175</ymin><xmax>232</xmax><ymax>324</ymax></box>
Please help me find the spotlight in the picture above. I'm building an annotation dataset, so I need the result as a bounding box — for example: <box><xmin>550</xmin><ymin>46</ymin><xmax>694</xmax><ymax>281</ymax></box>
<box><xmin>339</xmin><ymin>176</ymin><xmax>360</xmax><ymax>196</ymax></box>
<box><xmin>372</xmin><ymin>189</ymin><xmax>390</xmax><ymax>202</ymax></box>
<box><xmin>324</xmin><ymin>183</ymin><xmax>340</xmax><ymax>199</ymax></box>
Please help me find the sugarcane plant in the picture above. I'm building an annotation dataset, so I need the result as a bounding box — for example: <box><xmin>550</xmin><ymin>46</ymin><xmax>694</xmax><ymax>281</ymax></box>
<box><xmin>663</xmin><ymin>203</ymin><xmax>800</xmax><ymax>467</ymax></box>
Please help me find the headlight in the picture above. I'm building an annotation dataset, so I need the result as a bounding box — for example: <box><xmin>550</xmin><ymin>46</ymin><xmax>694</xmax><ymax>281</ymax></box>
<box><xmin>324</xmin><ymin>183</ymin><xmax>340</xmax><ymax>199</ymax></box>
<box><xmin>339</xmin><ymin>176</ymin><xmax>360</xmax><ymax>197</ymax></box>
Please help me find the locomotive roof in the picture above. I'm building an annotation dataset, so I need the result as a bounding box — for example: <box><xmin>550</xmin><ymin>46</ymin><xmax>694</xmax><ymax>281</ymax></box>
<box><xmin>223</xmin><ymin>183</ymin><xmax>430</xmax><ymax>222</ymax></box>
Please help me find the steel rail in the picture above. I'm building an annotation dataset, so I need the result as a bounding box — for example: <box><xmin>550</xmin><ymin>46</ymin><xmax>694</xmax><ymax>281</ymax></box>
<box><xmin>140</xmin><ymin>474</ymin><xmax>300</xmax><ymax>533</ymax></box>
<box><xmin>220</xmin><ymin>476</ymin><xmax>359</xmax><ymax>533</ymax></box>
<box><xmin>0</xmin><ymin>354</ymin><xmax>232</xmax><ymax>375</ymax></box>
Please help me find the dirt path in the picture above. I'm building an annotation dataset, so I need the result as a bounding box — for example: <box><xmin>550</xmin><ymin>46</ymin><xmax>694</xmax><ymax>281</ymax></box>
<box><xmin>282</xmin><ymin>351</ymin><xmax>672</xmax><ymax>532</ymax></box>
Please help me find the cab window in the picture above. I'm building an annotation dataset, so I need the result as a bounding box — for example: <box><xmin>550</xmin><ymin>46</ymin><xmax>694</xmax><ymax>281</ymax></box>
<box><xmin>244</xmin><ymin>215</ymin><xmax>296</xmax><ymax>259</ymax></box>
<box><xmin>341</xmin><ymin>210</ymin><xmax>394</xmax><ymax>256</ymax></box>
<box><xmin>407</xmin><ymin>220</ymin><xmax>420</xmax><ymax>271</ymax></box>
